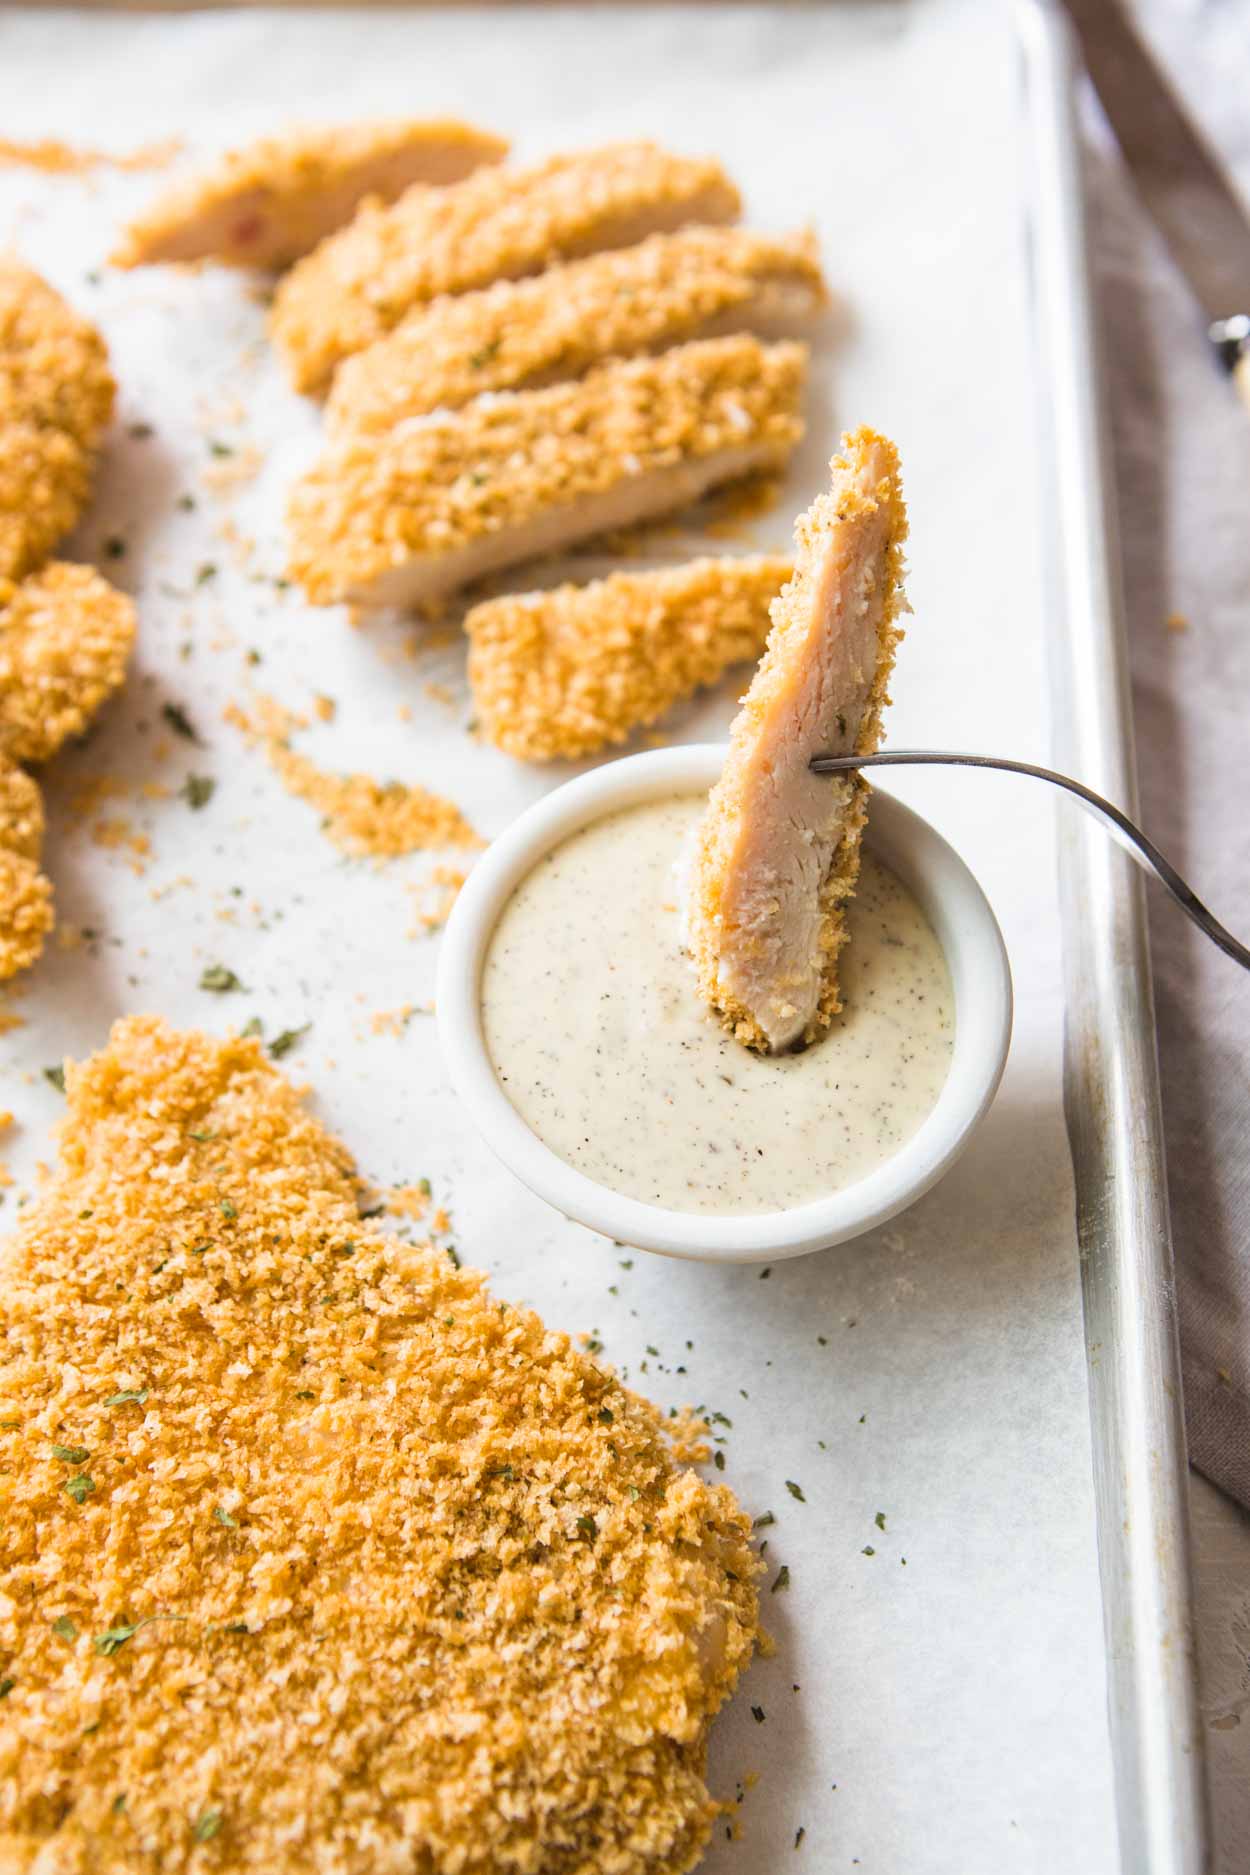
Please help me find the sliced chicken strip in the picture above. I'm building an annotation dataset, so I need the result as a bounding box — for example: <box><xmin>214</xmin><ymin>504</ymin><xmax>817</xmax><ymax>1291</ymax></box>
<box><xmin>0</xmin><ymin>749</ymin><xmax>44</xmax><ymax>859</ymax></box>
<box><xmin>326</xmin><ymin>227</ymin><xmax>825</xmax><ymax>437</ymax></box>
<box><xmin>0</xmin><ymin>423</ymin><xmax>93</xmax><ymax>582</ymax></box>
<box><xmin>112</xmin><ymin>119</ymin><xmax>508</xmax><ymax>271</ymax></box>
<box><xmin>288</xmin><ymin>336</ymin><xmax>805</xmax><ymax>610</ymax></box>
<box><xmin>0</xmin><ymin>562</ymin><xmax>137</xmax><ymax>765</ymax></box>
<box><xmin>688</xmin><ymin>428</ymin><xmax>909</xmax><ymax>1053</ymax></box>
<box><xmin>0</xmin><ymin>754</ymin><xmax>52</xmax><ymax>980</ymax></box>
<box><xmin>272</xmin><ymin>142</ymin><xmax>741</xmax><ymax>392</ymax></box>
<box><xmin>0</xmin><ymin>262</ymin><xmax>115</xmax><ymax>579</ymax></box>
<box><xmin>467</xmin><ymin>554</ymin><xmax>793</xmax><ymax>762</ymax></box>
<box><xmin>0</xmin><ymin>259</ymin><xmax>114</xmax><ymax>446</ymax></box>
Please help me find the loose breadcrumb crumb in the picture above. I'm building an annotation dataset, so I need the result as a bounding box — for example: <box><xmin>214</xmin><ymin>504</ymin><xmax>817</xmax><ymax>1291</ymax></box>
<box><xmin>288</xmin><ymin>336</ymin><xmax>806</xmax><ymax>609</ymax></box>
<box><xmin>228</xmin><ymin>696</ymin><xmax>482</xmax><ymax>857</ymax></box>
<box><xmin>0</xmin><ymin>1016</ymin><xmax>760</xmax><ymax>1874</ymax></box>
<box><xmin>408</xmin><ymin>864</ymin><xmax>468</xmax><ymax>932</ymax></box>
<box><xmin>0</xmin><ymin>563</ymin><xmax>136</xmax><ymax>765</ymax></box>
<box><xmin>0</xmin><ymin>260</ymin><xmax>114</xmax><ymax>448</ymax></box>
<box><xmin>114</xmin><ymin>119</ymin><xmax>508</xmax><ymax>271</ymax></box>
<box><xmin>271</xmin><ymin>142</ymin><xmax>741</xmax><ymax>391</ymax></box>
<box><xmin>0</xmin><ymin>135</ymin><xmax>180</xmax><ymax>174</ymax></box>
<box><xmin>467</xmin><ymin>554</ymin><xmax>792</xmax><ymax>762</ymax></box>
<box><xmin>326</xmin><ymin>227</ymin><xmax>825</xmax><ymax>436</ymax></box>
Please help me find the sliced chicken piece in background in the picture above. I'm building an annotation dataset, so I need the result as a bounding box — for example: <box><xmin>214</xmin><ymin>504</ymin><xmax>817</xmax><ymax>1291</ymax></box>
<box><xmin>688</xmin><ymin>427</ymin><xmax>909</xmax><ymax>1053</ymax></box>
<box><xmin>112</xmin><ymin>119</ymin><xmax>508</xmax><ymax>271</ymax></box>
<box><xmin>467</xmin><ymin>554</ymin><xmax>793</xmax><ymax>762</ymax></box>
<box><xmin>272</xmin><ymin>141</ymin><xmax>742</xmax><ymax>392</ymax></box>
<box><xmin>326</xmin><ymin>227</ymin><xmax>826</xmax><ymax>437</ymax></box>
<box><xmin>287</xmin><ymin>336</ymin><xmax>806</xmax><ymax>610</ymax></box>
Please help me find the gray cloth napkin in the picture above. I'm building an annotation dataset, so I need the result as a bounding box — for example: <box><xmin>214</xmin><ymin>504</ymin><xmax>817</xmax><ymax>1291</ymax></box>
<box><xmin>1078</xmin><ymin>4</ymin><xmax>1250</xmax><ymax>1508</ymax></box>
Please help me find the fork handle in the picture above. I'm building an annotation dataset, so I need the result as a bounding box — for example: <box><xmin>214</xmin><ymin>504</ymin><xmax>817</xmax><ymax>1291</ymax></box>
<box><xmin>808</xmin><ymin>748</ymin><xmax>1250</xmax><ymax>973</ymax></box>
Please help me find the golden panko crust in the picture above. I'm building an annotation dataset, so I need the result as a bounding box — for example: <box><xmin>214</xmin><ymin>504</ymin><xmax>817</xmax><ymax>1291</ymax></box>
<box><xmin>112</xmin><ymin>119</ymin><xmax>509</xmax><ymax>271</ymax></box>
<box><xmin>0</xmin><ymin>1017</ymin><xmax>761</xmax><ymax>1875</ymax></box>
<box><xmin>0</xmin><ymin>260</ymin><xmax>115</xmax><ymax>448</ymax></box>
<box><xmin>0</xmin><ymin>562</ymin><xmax>137</xmax><ymax>766</ymax></box>
<box><xmin>467</xmin><ymin>554</ymin><xmax>793</xmax><ymax>762</ymax></box>
<box><xmin>690</xmin><ymin>428</ymin><xmax>909</xmax><ymax>1050</ymax></box>
<box><xmin>271</xmin><ymin>142</ymin><xmax>742</xmax><ymax>391</ymax></box>
<box><xmin>326</xmin><ymin>227</ymin><xmax>825</xmax><ymax>437</ymax></box>
<box><xmin>288</xmin><ymin>335</ymin><xmax>806</xmax><ymax>606</ymax></box>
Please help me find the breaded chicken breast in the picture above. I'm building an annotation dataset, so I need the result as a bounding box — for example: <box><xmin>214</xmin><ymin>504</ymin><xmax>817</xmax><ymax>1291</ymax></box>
<box><xmin>112</xmin><ymin>119</ymin><xmax>508</xmax><ymax>271</ymax></box>
<box><xmin>271</xmin><ymin>142</ymin><xmax>741</xmax><ymax>392</ymax></box>
<box><xmin>0</xmin><ymin>754</ymin><xmax>52</xmax><ymax>981</ymax></box>
<box><xmin>326</xmin><ymin>227</ymin><xmax>825</xmax><ymax>437</ymax></box>
<box><xmin>467</xmin><ymin>554</ymin><xmax>793</xmax><ymax>762</ymax></box>
<box><xmin>288</xmin><ymin>335</ymin><xmax>805</xmax><ymax>610</ymax></box>
<box><xmin>0</xmin><ymin>262</ymin><xmax>115</xmax><ymax>580</ymax></box>
<box><xmin>0</xmin><ymin>562</ymin><xmax>137</xmax><ymax>765</ymax></box>
<box><xmin>0</xmin><ymin>1016</ymin><xmax>760</xmax><ymax>1875</ymax></box>
<box><xmin>688</xmin><ymin>428</ymin><xmax>909</xmax><ymax>1052</ymax></box>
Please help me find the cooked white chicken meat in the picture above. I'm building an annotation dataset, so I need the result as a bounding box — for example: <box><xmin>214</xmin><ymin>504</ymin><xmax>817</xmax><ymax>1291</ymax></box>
<box><xmin>688</xmin><ymin>427</ymin><xmax>909</xmax><ymax>1053</ymax></box>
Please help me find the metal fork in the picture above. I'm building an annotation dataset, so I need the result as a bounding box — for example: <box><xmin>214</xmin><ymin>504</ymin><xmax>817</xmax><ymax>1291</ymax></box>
<box><xmin>809</xmin><ymin>749</ymin><xmax>1250</xmax><ymax>972</ymax></box>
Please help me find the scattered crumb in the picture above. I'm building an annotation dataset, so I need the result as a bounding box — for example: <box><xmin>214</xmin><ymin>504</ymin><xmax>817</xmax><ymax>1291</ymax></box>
<box><xmin>228</xmin><ymin>695</ymin><xmax>482</xmax><ymax>858</ymax></box>
<box><xmin>386</xmin><ymin>1181</ymin><xmax>432</xmax><ymax>1220</ymax></box>
<box><xmin>1165</xmin><ymin>611</ymin><xmax>1189</xmax><ymax>634</ymax></box>
<box><xmin>408</xmin><ymin>864</ymin><xmax>468</xmax><ymax>933</ymax></box>
<box><xmin>201</xmin><ymin>444</ymin><xmax>263</xmax><ymax>494</ymax></box>
<box><xmin>0</xmin><ymin>134</ymin><xmax>180</xmax><ymax>174</ymax></box>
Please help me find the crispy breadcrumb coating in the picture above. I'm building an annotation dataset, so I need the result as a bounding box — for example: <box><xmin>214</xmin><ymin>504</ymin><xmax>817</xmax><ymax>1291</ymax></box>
<box><xmin>0</xmin><ymin>1017</ymin><xmax>760</xmax><ymax>1875</ymax></box>
<box><xmin>113</xmin><ymin>119</ymin><xmax>508</xmax><ymax>271</ymax></box>
<box><xmin>0</xmin><ymin>263</ymin><xmax>114</xmax><ymax>580</ymax></box>
<box><xmin>689</xmin><ymin>428</ymin><xmax>909</xmax><ymax>1051</ymax></box>
<box><xmin>326</xmin><ymin>227</ymin><xmax>825</xmax><ymax>436</ymax></box>
<box><xmin>271</xmin><ymin>142</ymin><xmax>741</xmax><ymax>391</ymax></box>
<box><xmin>0</xmin><ymin>562</ymin><xmax>137</xmax><ymax>765</ymax></box>
<box><xmin>288</xmin><ymin>336</ymin><xmax>806</xmax><ymax>609</ymax></box>
<box><xmin>467</xmin><ymin>554</ymin><xmax>793</xmax><ymax>762</ymax></box>
<box><xmin>0</xmin><ymin>755</ymin><xmax>52</xmax><ymax>981</ymax></box>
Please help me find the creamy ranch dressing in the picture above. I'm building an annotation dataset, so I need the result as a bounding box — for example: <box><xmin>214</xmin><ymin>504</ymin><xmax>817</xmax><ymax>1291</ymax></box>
<box><xmin>482</xmin><ymin>795</ymin><xmax>955</xmax><ymax>1216</ymax></box>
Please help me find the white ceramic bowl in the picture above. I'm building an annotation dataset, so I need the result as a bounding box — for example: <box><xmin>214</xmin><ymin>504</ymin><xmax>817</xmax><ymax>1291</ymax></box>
<box><xmin>437</xmin><ymin>745</ymin><xmax>1012</xmax><ymax>1262</ymax></box>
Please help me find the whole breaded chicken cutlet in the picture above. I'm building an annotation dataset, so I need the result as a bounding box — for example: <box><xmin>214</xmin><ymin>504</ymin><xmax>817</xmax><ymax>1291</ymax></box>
<box><xmin>0</xmin><ymin>1018</ymin><xmax>761</xmax><ymax>1875</ymax></box>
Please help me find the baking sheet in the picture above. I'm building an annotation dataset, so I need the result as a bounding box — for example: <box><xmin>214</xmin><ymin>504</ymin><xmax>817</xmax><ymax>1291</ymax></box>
<box><xmin>0</xmin><ymin>5</ymin><xmax>1121</xmax><ymax>1868</ymax></box>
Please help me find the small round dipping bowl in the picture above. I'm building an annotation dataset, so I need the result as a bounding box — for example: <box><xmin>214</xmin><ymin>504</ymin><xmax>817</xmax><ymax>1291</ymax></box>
<box><xmin>437</xmin><ymin>745</ymin><xmax>1012</xmax><ymax>1263</ymax></box>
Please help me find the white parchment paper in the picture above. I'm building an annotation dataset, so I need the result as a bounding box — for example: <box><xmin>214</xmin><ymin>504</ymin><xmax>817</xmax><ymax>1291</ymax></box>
<box><xmin>0</xmin><ymin>4</ymin><xmax>1120</xmax><ymax>1869</ymax></box>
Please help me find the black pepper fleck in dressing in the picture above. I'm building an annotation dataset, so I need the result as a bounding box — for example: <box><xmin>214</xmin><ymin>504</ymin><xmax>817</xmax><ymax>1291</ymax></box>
<box><xmin>482</xmin><ymin>795</ymin><xmax>954</xmax><ymax>1216</ymax></box>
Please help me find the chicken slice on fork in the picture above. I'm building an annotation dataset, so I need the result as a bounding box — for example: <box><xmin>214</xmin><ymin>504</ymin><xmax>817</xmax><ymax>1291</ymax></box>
<box><xmin>688</xmin><ymin>428</ymin><xmax>909</xmax><ymax>1053</ymax></box>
